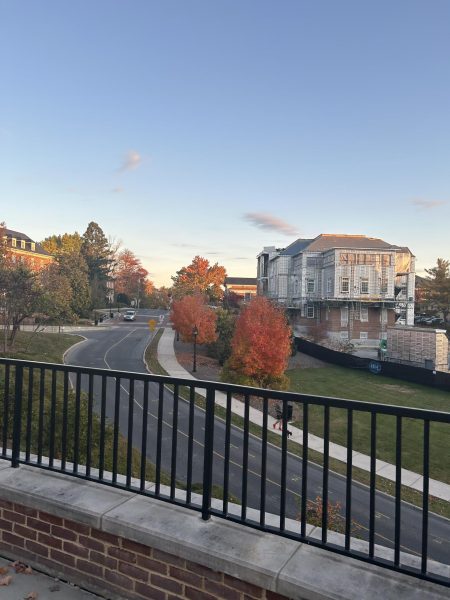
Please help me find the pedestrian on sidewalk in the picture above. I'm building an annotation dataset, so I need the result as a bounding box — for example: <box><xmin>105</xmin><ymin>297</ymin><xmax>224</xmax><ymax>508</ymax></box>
<box><xmin>272</xmin><ymin>402</ymin><xmax>293</xmax><ymax>437</ymax></box>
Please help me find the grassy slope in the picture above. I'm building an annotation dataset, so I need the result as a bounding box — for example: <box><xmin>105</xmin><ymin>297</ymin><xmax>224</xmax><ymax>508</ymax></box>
<box><xmin>0</xmin><ymin>330</ymin><xmax>83</xmax><ymax>363</ymax></box>
<box><xmin>287</xmin><ymin>365</ymin><xmax>450</xmax><ymax>484</ymax></box>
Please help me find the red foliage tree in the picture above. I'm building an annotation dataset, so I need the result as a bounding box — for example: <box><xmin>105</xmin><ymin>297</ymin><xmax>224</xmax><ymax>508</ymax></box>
<box><xmin>170</xmin><ymin>294</ymin><xmax>218</xmax><ymax>344</ymax></box>
<box><xmin>227</xmin><ymin>296</ymin><xmax>292</xmax><ymax>387</ymax></box>
<box><xmin>115</xmin><ymin>249</ymin><xmax>152</xmax><ymax>302</ymax></box>
<box><xmin>171</xmin><ymin>256</ymin><xmax>226</xmax><ymax>302</ymax></box>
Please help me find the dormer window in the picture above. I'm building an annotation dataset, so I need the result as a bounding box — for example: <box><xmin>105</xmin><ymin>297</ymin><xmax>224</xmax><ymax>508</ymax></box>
<box><xmin>12</xmin><ymin>238</ymin><xmax>16</xmax><ymax>247</ymax></box>
<box><xmin>20</xmin><ymin>240</ymin><xmax>26</xmax><ymax>249</ymax></box>
<box><xmin>31</xmin><ymin>242</ymin><xmax>35</xmax><ymax>251</ymax></box>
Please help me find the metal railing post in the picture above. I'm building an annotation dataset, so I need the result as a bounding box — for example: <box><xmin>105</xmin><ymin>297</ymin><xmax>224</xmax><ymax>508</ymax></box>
<box><xmin>12</xmin><ymin>365</ymin><xmax>23</xmax><ymax>468</ymax></box>
<box><xmin>201</xmin><ymin>387</ymin><xmax>215</xmax><ymax>521</ymax></box>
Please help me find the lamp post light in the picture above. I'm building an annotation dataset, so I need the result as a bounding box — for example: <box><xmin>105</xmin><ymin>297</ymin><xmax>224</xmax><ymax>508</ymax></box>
<box><xmin>192</xmin><ymin>325</ymin><xmax>198</xmax><ymax>373</ymax></box>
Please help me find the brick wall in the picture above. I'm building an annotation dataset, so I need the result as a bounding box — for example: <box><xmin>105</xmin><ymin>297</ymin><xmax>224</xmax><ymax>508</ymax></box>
<box><xmin>0</xmin><ymin>499</ymin><xmax>290</xmax><ymax>600</ymax></box>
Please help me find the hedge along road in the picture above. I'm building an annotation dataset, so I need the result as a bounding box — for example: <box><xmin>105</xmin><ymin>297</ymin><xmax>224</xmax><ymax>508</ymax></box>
<box><xmin>63</xmin><ymin>308</ymin><xmax>450</xmax><ymax>565</ymax></box>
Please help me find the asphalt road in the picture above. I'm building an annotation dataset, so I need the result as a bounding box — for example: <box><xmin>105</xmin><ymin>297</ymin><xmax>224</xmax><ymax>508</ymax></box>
<box><xmin>64</xmin><ymin>309</ymin><xmax>450</xmax><ymax>566</ymax></box>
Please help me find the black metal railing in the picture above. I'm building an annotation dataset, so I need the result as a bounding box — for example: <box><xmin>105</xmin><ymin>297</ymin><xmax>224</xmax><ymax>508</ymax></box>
<box><xmin>1</xmin><ymin>357</ymin><xmax>449</xmax><ymax>588</ymax></box>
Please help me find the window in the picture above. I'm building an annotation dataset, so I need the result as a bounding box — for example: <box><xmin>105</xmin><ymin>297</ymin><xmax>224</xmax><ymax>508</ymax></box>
<box><xmin>31</xmin><ymin>242</ymin><xmax>35</xmax><ymax>251</ymax></box>
<box><xmin>306</xmin><ymin>279</ymin><xmax>315</xmax><ymax>293</ymax></box>
<box><xmin>360</xmin><ymin>278</ymin><xmax>369</xmax><ymax>294</ymax></box>
<box><xmin>20</xmin><ymin>240</ymin><xmax>26</xmax><ymax>249</ymax></box>
<box><xmin>360</xmin><ymin>307</ymin><xmax>369</xmax><ymax>322</ymax></box>
<box><xmin>12</xmin><ymin>238</ymin><xmax>16</xmax><ymax>247</ymax></box>
<box><xmin>341</xmin><ymin>277</ymin><xmax>349</xmax><ymax>293</ymax></box>
<box><xmin>327</xmin><ymin>278</ymin><xmax>332</xmax><ymax>294</ymax></box>
<box><xmin>306</xmin><ymin>305</ymin><xmax>314</xmax><ymax>319</ymax></box>
<box><xmin>340</xmin><ymin>331</ymin><xmax>349</xmax><ymax>340</ymax></box>
<box><xmin>244</xmin><ymin>293</ymin><xmax>251</xmax><ymax>301</ymax></box>
<box><xmin>380</xmin><ymin>278</ymin><xmax>388</xmax><ymax>294</ymax></box>
<box><xmin>360</xmin><ymin>332</ymin><xmax>368</xmax><ymax>340</ymax></box>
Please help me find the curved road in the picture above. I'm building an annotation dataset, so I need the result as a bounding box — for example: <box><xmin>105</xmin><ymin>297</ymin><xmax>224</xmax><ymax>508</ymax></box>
<box><xmin>64</xmin><ymin>309</ymin><xmax>450</xmax><ymax>567</ymax></box>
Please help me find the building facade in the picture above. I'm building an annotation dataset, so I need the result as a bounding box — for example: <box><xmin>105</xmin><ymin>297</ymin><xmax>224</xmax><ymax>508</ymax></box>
<box><xmin>224</xmin><ymin>277</ymin><xmax>257</xmax><ymax>302</ymax></box>
<box><xmin>257</xmin><ymin>234</ymin><xmax>415</xmax><ymax>345</ymax></box>
<box><xmin>3</xmin><ymin>228</ymin><xmax>52</xmax><ymax>271</ymax></box>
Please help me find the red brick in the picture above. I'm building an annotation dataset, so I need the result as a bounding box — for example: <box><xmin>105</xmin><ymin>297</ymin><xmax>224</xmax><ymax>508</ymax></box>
<box><xmin>14</xmin><ymin>504</ymin><xmax>38</xmax><ymax>517</ymax></box>
<box><xmin>14</xmin><ymin>524</ymin><xmax>37</xmax><ymax>540</ymax></box>
<box><xmin>26</xmin><ymin>539</ymin><xmax>49</xmax><ymax>557</ymax></box>
<box><xmin>64</xmin><ymin>541</ymin><xmax>89</xmax><ymax>559</ymax></box>
<box><xmin>134</xmin><ymin>581</ymin><xmax>166</xmax><ymax>600</ymax></box>
<box><xmin>108</xmin><ymin>546</ymin><xmax>137</xmax><ymax>563</ymax></box>
<box><xmin>151</xmin><ymin>573</ymin><xmax>182</xmax><ymax>594</ymax></box>
<box><xmin>38</xmin><ymin>532</ymin><xmax>62</xmax><ymax>549</ymax></box>
<box><xmin>122</xmin><ymin>538</ymin><xmax>152</xmax><ymax>556</ymax></box>
<box><xmin>64</xmin><ymin>519</ymin><xmax>90</xmax><ymax>535</ymax></box>
<box><xmin>0</xmin><ymin>518</ymin><xmax>13</xmax><ymax>531</ymax></box>
<box><xmin>0</xmin><ymin>499</ymin><xmax>14</xmax><ymax>510</ymax></box>
<box><xmin>152</xmin><ymin>548</ymin><xmax>185</xmax><ymax>568</ymax></box>
<box><xmin>27</xmin><ymin>517</ymin><xmax>51</xmax><ymax>533</ymax></box>
<box><xmin>168</xmin><ymin>596</ymin><xmax>185</xmax><ymax>600</ymax></box>
<box><xmin>119</xmin><ymin>561</ymin><xmax>148</xmax><ymax>582</ymax></box>
<box><xmin>265</xmin><ymin>592</ymin><xmax>290</xmax><ymax>600</ymax></box>
<box><xmin>77</xmin><ymin>558</ymin><xmax>103</xmax><ymax>577</ymax></box>
<box><xmin>185</xmin><ymin>560</ymin><xmax>223</xmax><ymax>582</ymax></box>
<box><xmin>4</xmin><ymin>510</ymin><xmax>26</xmax><ymax>524</ymax></box>
<box><xmin>91</xmin><ymin>529</ymin><xmax>119</xmax><ymax>545</ymax></box>
<box><xmin>169</xmin><ymin>566</ymin><xmax>202</xmax><ymax>588</ymax></box>
<box><xmin>205</xmin><ymin>580</ymin><xmax>240</xmax><ymax>600</ymax></box>
<box><xmin>51</xmin><ymin>525</ymin><xmax>77</xmax><ymax>541</ymax></box>
<box><xmin>3</xmin><ymin>531</ymin><xmax>25</xmax><ymax>548</ymax></box>
<box><xmin>50</xmin><ymin>548</ymin><xmax>76</xmax><ymax>567</ymax></box>
<box><xmin>224</xmin><ymin>575</ymin><xmax>263</xmax><ymax>597</ymax></box>
<box><xmin>38</xmin><ymin>532</ymin><xmax>62</xmax><ymax>550</ymax></box>
<box><xmin>39</xmin><ymin>512</ymin><xmax>63</xmax><ymax>526</ymax></box>
<box><xmin>137</xmin><ymin>555</ymin><xmax>168</xmax><ymax>574</ymax></box>
<box><xmin>104</xmin><ymin>569</ymin><xmax>133</xmax><ymax>590</ymax></box>
<box><xmin>79</xmin><ymin>535</ymin><xmax>104</xmax><ymax>552</ymax></box>
<box><xmin>185</xmin><ymin>587</ymin><xmax>216</xmax><ymax>600</ymax></box>
<box><xmin>90</xmin><ymin>550</ymin><xmax>117</xmax><ymax>569</ymax></box>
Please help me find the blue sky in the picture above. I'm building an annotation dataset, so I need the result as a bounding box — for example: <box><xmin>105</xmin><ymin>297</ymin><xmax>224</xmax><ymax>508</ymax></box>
<box><xmin>1</xmin><ymin>0</ymin><xmax>449</xmax><ymax>286</ymax></box>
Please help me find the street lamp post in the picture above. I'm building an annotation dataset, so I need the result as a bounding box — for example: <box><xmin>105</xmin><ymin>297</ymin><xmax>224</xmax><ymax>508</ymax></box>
<box><xmin>192</xmin><ymin>325</ymin><xmax>198</xmax><ymax>373</ymax></box>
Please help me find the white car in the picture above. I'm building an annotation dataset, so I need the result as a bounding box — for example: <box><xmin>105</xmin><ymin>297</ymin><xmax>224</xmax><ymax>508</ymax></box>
<box><xmin>123</xmin><ymin>310</ymin><xmax>136</xmax><ymax>321</ymax></box>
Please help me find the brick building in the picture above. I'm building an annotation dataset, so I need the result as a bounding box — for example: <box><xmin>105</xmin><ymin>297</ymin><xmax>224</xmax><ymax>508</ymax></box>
<box><xmin>257</xmin><ymin>234</ymin><xmax>415</xmax><ymax>345</ymax></box>
<box><xmin>224</xmin><ymin>277</ymin><xmax>257</xmax><ymax>302</ymax></box>
<box><xmin>2</xmin><ymin>228</ymin><xmax>52</xmax><ymax>271</ymax></box>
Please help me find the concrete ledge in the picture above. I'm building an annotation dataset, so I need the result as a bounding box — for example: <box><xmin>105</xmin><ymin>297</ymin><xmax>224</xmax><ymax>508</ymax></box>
<box><xmin>0</xmin><ymin>462</ymin><xmax>448</xmax><ymax>600</ymax></box>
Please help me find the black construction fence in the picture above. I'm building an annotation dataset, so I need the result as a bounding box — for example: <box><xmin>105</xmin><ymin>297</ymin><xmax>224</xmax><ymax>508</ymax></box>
<box><xmin>294</xmin><ymin>337</ymin><xmax>450</xmax><ymax>392</ymax></box>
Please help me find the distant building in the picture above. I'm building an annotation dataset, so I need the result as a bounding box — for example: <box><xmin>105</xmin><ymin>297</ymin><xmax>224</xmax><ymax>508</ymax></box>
<box><xmin>3</xmin><ymin>228</ymin><xmax>52</xmax><ymax>271</ymax></box>
<box><xmin>224</xmin><ymin>277</ymin><xmax>257</xmax><ymax>302</ymax></box>
<box><xmin>257</xmin><ymin>234</ymin><xmax>415</xmax><ymax>345</ymax></box>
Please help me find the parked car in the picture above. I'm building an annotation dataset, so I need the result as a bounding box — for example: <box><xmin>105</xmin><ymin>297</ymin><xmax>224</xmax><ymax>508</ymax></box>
<box><xmin>395</xmin><ymin>317</ymin><xmax>406</xmax><ymax>326</ymax></box>
<box><xmin>123</xmin><ymin>310</ymin><xmax>136</xmax><ymax>321</ymax></box>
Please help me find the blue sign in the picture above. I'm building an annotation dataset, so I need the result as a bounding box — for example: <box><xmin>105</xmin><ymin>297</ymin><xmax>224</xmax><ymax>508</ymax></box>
<box><xmin>369</xmin><ymin>361</ymin><xmax>382</xmax><ymax>374</ymax></box>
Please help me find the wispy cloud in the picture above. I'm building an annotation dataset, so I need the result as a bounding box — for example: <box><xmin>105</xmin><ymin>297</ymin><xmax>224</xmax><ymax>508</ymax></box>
<box><xmin>410</xmin><ymin>198</ymin><xmax>447</xmax><ymax>210</ymax></box>
<box><xmin>244</xmin><ymin>212</ymin><xmax>298</xmax><ymax>236</ymax></box>
<box><xmin>112</xmin><ymin>186</ymin><xmax>124</xmax><ymax>193</ymax></box>
<box><xmin>118</xmin><ymin>150</ymin><xmax>142</xmax><ymax>172</ymax></box>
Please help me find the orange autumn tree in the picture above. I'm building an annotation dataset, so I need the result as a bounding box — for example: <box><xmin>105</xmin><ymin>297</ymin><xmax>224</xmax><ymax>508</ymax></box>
<box><xmin>170</xmin><ymin>294</ymin><xmax>218</xmax><ymax>344</ymax></box>
<box><xmin>224</xmin><ymin>296</ymin><xmax>292</xmax><ymax>388</ymax></box>
<box><xmin>171</xmin><ymin>256</ymin><xmax>226</xmax><ymax>303</ymax></box>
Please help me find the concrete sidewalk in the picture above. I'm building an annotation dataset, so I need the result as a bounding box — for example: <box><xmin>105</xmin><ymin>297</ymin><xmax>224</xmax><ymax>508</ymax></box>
<box><xmin>157</xmin><ymin>327</ymin><xmax>450</xmax><ymax>503</ymax></box>
<box><xmin>0</xmin><ymin>555</ymin><xmax>98</xmax><ymax>600</ymax></box>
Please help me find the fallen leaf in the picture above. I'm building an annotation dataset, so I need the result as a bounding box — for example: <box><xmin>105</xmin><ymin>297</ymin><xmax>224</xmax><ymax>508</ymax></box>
<box><xmin>25</xmin><ymin>593</ymin><xmax>38</xmax><ymax>600</ymax></box>
<box><xmin>0</xmin><ymin>566</ymin><xmax>9</xmax><ymax>574</ymax></box>
<box><xmin>24</xmin><ymin>566</ymin><xmax>33</xmax><ymax>574</ymax></box>
<box><xmin>0</xmin><ymin>575</ymin><xmax>13</xmax><ymax>586</ymax></box>
<box><xmin>11</xmin><ymin>560</ymin><xmax>30</xmax><ymax>573</ymax></box>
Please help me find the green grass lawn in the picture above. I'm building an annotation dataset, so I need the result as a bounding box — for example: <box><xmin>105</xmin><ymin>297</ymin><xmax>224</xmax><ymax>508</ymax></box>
<box><xmin>0</xmin><ymin>330</ymin><xmax>83</xmax><ymax>363</ymax></box>
<box><xmin>287</xmin><ymin>365</ymin><xmax>450</xmax><ymax>484</ymax></box>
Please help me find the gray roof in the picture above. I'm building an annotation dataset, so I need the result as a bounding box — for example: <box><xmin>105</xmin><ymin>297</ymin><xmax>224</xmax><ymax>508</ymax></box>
<box><xmin>279</xmin><ymin>239</ymin><xmax>313</xmax><ymax>256</ymax></box>
<box><xmin>304</xmin><ymin>234</ymin><xmax>399</xmax><ymax>252</ymax></box>
<box><xmin>225</xmin><ymin>277</ymin><xmax>257</xmax><ymax>285</ymax></box>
